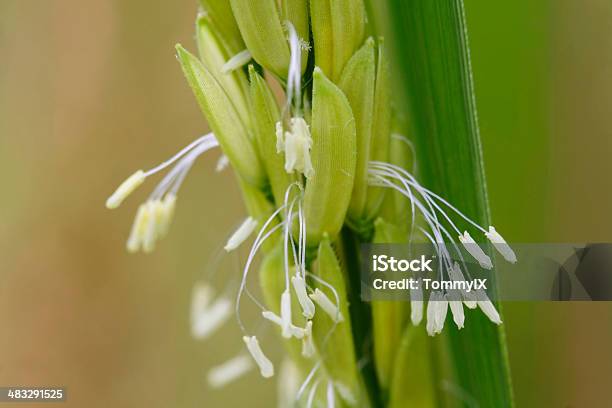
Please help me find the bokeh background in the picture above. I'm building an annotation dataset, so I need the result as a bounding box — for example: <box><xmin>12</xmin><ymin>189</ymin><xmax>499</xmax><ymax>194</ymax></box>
<box><xmin>1</xmin><ymin>0</ymin><xmax>611</xmax><ymax>406</ymax></box>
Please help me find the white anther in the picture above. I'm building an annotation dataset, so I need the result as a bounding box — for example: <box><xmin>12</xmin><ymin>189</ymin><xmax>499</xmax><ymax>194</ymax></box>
<box><xmin>243</xmin><ymin>336</ymin><xmax>274</xmax><ymax>378</ymax></box>
<box><xmin>291</xmin><ymin>275</ymin><xmax>315</xmax><ymax>319</ymax></box>
<box><xmin>106</xmin><ymin>170</ymin><xmax>146</xmax><ymax>209</ymax></box>
<box><xmin>221</xmin><ymin>49</ymin><xmax>252</xmax><ymax>74</ymax></box>
<box><xmin>485</xmin><ymin>226</ymin><xmax>517</xmax><ymax>264</ymax></box>
<box><xmin>459</xmin><ymin>231</ymin><xmax>493</xmax><ymax>269</ymax></box>
<box><xmin>309</xmin><ymin>288</ymin><xmax>343</xmax><ymax>323</ymax></box>
<box><xmin>207</xmin><ymin>354</ymin><xmax>253</xmax><ymax>388</ymax></box>
<box><xmin>225</xmin><ymin>217</ymin><xmax>259</xmax><ymax>252</ymax></box>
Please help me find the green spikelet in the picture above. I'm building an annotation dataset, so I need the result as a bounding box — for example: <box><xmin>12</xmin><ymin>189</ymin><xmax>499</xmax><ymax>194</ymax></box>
<box><xmin>304</xmin><ymin>68</ymin><xmax>357</xmax><ymax>245</ymax></box>
<box><xmin>176</xmin><ymin>45</ymin><xmax>265</xmax><ymax>188</ymax></box>
<box><xmin>310</xmin><ymin>0</ymin><xmax>366</xmax><ymax>80</ymax></box>
<box><xmin>229</xmin><ymin>0</ymin><xmax>291</xmax><ymax>78</ymax></box>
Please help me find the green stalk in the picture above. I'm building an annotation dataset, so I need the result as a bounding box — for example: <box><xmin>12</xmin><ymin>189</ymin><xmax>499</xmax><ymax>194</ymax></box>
<box><xmin>383</xmin><ymin>0</ymin><xmax>514</xmax><ymax>406</ymax></box>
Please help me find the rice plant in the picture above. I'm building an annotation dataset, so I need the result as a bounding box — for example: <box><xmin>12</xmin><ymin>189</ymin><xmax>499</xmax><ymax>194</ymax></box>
<box><xmin>106</xmin><ymin>0</ymin><xmax>514</xmax><ymax>406</ymax></box>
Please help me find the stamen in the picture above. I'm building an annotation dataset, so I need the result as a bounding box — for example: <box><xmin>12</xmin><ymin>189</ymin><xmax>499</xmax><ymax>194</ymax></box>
<box><xmin>309</xmin><ymin>288</ymin><xmax>344</xmax><ymax>323</ymax></box>
<box><xmin>276</xmin><ymin>117</ymin><xmax>314</xmax><ymax>178</ymax></box>
<box><xmin>369</xmin><ymin>167</ymin><xmax>459</xmax><ymax>269</ymax></box>
<box><xmin>277</xmin><ymin>22</ymin><xmax>313</xmax><ymax>179</ymax></box>
<box><xmin>369</xmin><ymin>161</ymin><xmax>517</xmax><ymax>270</ymax></box>
<box><xmin>282</xmin><ymin>185</ymin><xmax>303</xmax><ymax>291</ymax></box>
<box><xmin>426</xmin><ymin>291</ymin><xmax>447</xmax><ymax>336</ymax></box>
<box><xmin>225</xmin><ymin>217</ymin><xmax>259</xmax><ymax>252</ymax></box>
<box><xmin>301</xmin><ymin>321</ymin><xmax>315</xmax><ymax>358</ymax></box>
<box><xmin>236</xmin><ymin>194</ymin><xmax>290</xmax><ymax>332</ymax></box>
<box><xmin>207</xmin><ymin>354</ymin><xmax>253</xmax><ymax>388</ymax></box>
<box><xmin>191</xmin><ymin>283</ymin><xmax>214</xmax><ymax>315</ymax></box>
<box><xmin>299</xmin><ymin>202</ymin><xmax>306</xmax><ymax>276</ymax></box>
<box><xmin>157</xmin><ymin>194</ymin><xmax>176</xmax><ymax>237</ymax></box>
<box><xmin>144</xmin><ymin>133</ymin><xmax>216</xmax><ymax>177</ymax></box>
<box><xmin>291</xmin><ymin>275</ymin><xmax>315</xmax><ymax>319</ymax></box>
<box><xmin>125</xmin><ymin>195</ymin><xmax>177</xmax><ymax>253</ymax></box>
<box><xmin>475</xmin><ymin>289</ymin><xmax>502</xmax><ymax>325</ymax></box>
<box><xmin>426</xmin><ymin>291</ymin><xmax>437</xmax><ymax>336</ymax></box>
<box><xmin>280</xmin><ymin>290</ymin><xmax>293</xmax><ymax>338</ymax></box>
<box><xmin>109</xmin><ymin>134</ymin><xmax>218</xmax><ymax>252</ymax></box>
<box><xmin>261</xmin><ymin>311</ymin><xmax>305</xmax><ymax>339</ymax></box>
<box><xmin>150</xmin><ymin>135</ymin><xmax>219</xmax><ymax>200</ymax></box>
<box><xmin>106</xmin><ymin>170</ymin><xmax>146</xmax><ymax>209</ymax></box>
<box><xmin>191</xmin><ymin>297</ymin><xmax>232</xmax><ymax>339</ymax></box>
<box><xmin>243</xmin><ymin>336</ymin><xmax>274</xmax><ymax>378</ymax></box>
<box><xmin>446</xmin><ymin>291</ymin><xmax>465</xmax><ymax>329</ymax></box>
<box><xmin>485</xmin><ymin>226</ymin><xmax>517</xmax><ymax>263</ymax></box>
<box><xmin>458</xmin><ymin>231</ymin><xmax>493</xmax><ymax>269</ymax></box>
<box><xmin>221</xmin><ymin>49</ymin><xmax>252</xmax><ymax>74</ymax></box>
<box><xmin>449</xmin><ymin>263</ymin><xmax>477</xmax><ymax>309</ymax></box>
<box><xmin>372</xmin><ymin>160</ymin><xmax>489</xmax><ymax>234</ymax></box>
<box><xmin>367</xmin><ymin>160</ymin><xmax>512</xmax><ymax>332</ymax></box>
<box><xmin>261</xmin><ymin>310</ymin><xmax>282</xmax><ymax>325</ymax></box>
<box><xmin>142</xmin><ymin>200</ymin><xmax>162</xmax><ymax>253</ymax></box>
<box><xmin>126</xmin><ymin>203</ymin><xmax>150</xmax><ymax>253</ymax></box>
<box><xmin>435</xmin><ymin>293</ymin><xmax>449</xmax><ymax>333</ymax></box>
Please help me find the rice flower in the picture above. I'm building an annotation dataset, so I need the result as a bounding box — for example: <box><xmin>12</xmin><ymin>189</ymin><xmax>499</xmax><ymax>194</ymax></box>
<box><xmin>105</xmin><ymin>0</ymin><xmax>515</xmax><ymax>404</ymax></box>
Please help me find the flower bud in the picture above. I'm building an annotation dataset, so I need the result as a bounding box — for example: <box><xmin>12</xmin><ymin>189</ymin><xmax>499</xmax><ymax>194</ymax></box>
<box><xmin>303</xmin><ymin>68</ymin><xmax>356</xmax><ymax>245</ymax></box>
<box><xmin>229</xmin><ymin>0</ymin><xmax>290</xmax><ymax>78</ymax></box>
<box><xmin>176</xmin><ymin>45</ymin><xmax>265</xmax><ymax>187</ymax></box>
<box><xmin>310</xmin><ymin>0</ymin><xmax>366</xmax><ymax>80</ymax></box>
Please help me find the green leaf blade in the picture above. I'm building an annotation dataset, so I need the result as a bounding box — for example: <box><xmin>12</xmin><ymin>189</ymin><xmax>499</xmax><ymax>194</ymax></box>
<box><xmin>383</xmin><ymin>0</ymin><xmax>514</xmax><ymax>406</ymax></box>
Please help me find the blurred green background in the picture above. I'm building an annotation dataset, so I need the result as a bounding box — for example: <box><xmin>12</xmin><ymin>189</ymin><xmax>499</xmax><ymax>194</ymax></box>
<box><xmin>1</xmin><ymin>0</ymin><xmax>611</xmax><ymax>407</ymax></box>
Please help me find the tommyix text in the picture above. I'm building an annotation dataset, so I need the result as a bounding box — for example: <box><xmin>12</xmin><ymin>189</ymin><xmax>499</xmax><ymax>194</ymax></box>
<box><xmin>369</xmin><ymin>254</ymin><xmax>488</xmax><ymax>294</ymax></box>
